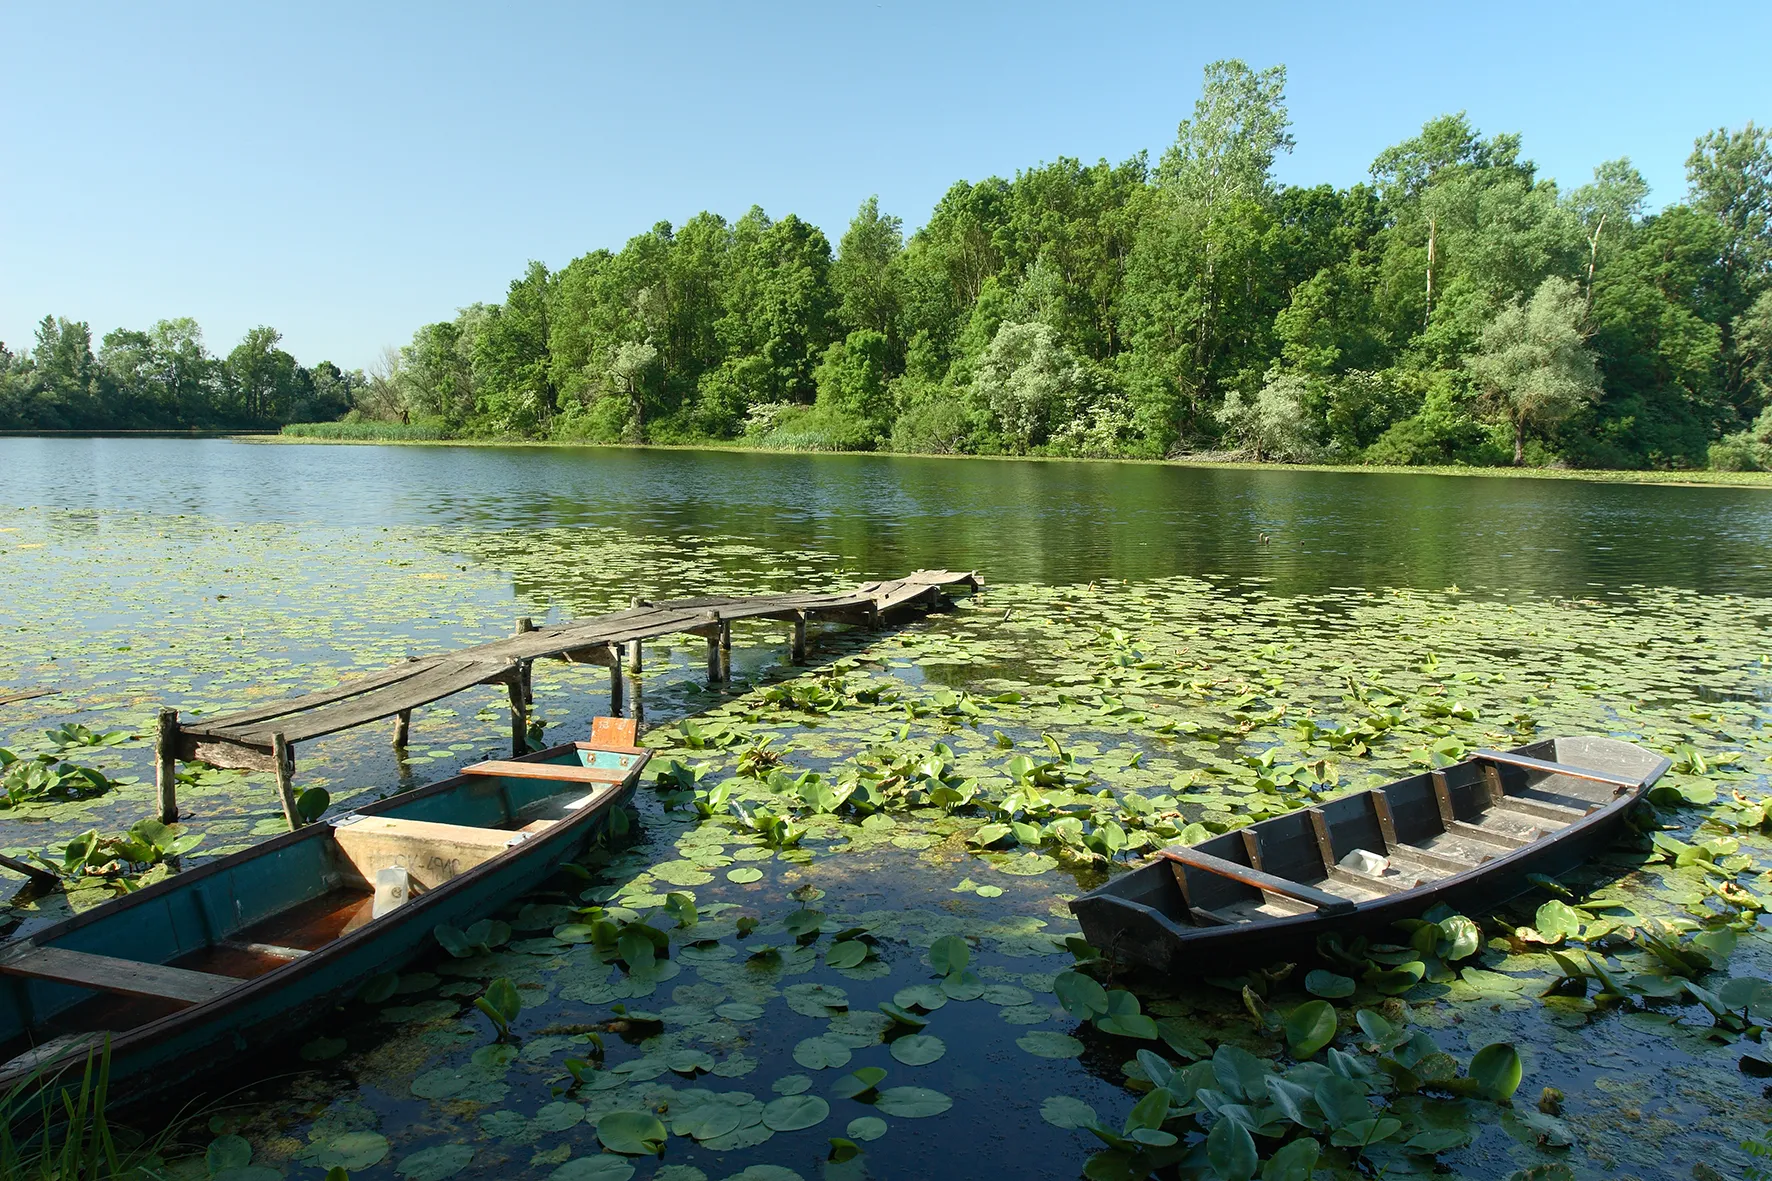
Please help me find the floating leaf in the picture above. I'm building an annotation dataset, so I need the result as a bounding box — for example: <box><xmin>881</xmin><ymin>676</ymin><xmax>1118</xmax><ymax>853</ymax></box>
<box><xmin>305</xmin><ymin>1131</ymin><xmax>390</xmax><ymax>1170</ymax></box>
<box><xmin>1303</xmin><ymin>970</ymin><xmax>1354</xmax><ymax>999</ymax></box>
<box><xmin>873</xmin><ymin>1086</ymin><xmax>952</xmax><ymax>1118</ymax></box>
<box><xmin>1040</xmin><ymin>1095</ymin><xmax>1099</xmax><ymax>1130</ymax></box>
<box><xmin>207</xmin><ymin>1135</ymin><xmax>252</xmax><ymax>1173</ymax></box>
<box><xmin>892</xmin><ymin>984</ymin><xmax>947</xmax><ymax>1012</ymax></box>
<box><xmin>877</xmin><ymin>1002</ymin><xmax>928</xmax><ymax>1029</ymax></box>
<box><xmin>832</xmin><ymin>1066</ymin><xmax>888</xmax><ymax>1099</ymax></box>
<box><xmin>397</xmin><ymin>1144</ymin><xmax>476</xmax><ymax>1181</ymax></box>
<box><xmin>889</xmin><ymin>1034</ymin><xmax>946</xmax><ymax>1066</ymax></box>
<box><xmin>762</xmin><ymin>1094</ymin><xmax>829</xmax><ymax>1132</ymax></box>
<box><xmin>1016</xmin><ymin>1031</ymin><xmax>1084</xmax><ymax>1059</ymax></box>
<box><xmin>597</xmin><ymin>1111</ymin><xmax>667</xmax><ymax>1155</ymax></box>
<box><xmin>1468</xmin><ymin>1042</ymin><xmax>1523</xmax><ymax>1101</ymax></box>
<box><xmin>846</xmin><ymin>1116</ymin><xmax>887</xmax><ymax>1141</ymax></box>
<box><xmin>550</xmin><ymin>1158</ymin><xmax>636</xmax><ymax>1181</ymax></box>
<box><xmin>928</xmin><ymin>935</ymin><xmax>970</xmax><ymax>976</ymax></box>
<box><xmin>1206</xmin><ymin>1115</ymin><xmax>1258</xmax><ymax>1181</ymax></box>
<box><xmin>1053</xmin><ymin>971</ymin><xmax>1110</xmax><ymax>1019</ymax></box>
<box><xmin>827</xmin><ymin>940</ymin><xmax>868</xmax><ymax>969</ymax></box>
<box><xmin>792</xmin><ymin>1035</ymin><xmax>853</xmax><ymax>1070</ymax></box>
<box><xmin>1260</xmin><ymin>1137</ymin><xmax>1319</xmax><ymax>1181</ymax></box>
<box><xmin>1284</xmin><ymin>1000</ymin><xmax>1338</xmax><ymax>1058</ymax></box>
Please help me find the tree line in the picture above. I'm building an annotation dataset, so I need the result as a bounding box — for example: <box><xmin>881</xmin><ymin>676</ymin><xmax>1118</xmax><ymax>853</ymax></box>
<box><xmin>0</xmin><ymin>317</ymin><xmax>361</xmax><ymax>431</ymax></box>
<box><xmin>8</xmin><ymin>62</ymin><xmax>1771</xmax><ymax>468</ymax></box>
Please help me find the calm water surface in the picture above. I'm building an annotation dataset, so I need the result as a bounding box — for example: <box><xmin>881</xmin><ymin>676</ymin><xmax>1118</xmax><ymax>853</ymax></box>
<box><xmin>2</xmin><ymin>438</ymin><xmax>1770</xmax><ymax>1181</ymax></box>
<box><xmin>2</xmin><ymin>437</ymin><xmax>1769</xmax><ymax>596</ymax></box>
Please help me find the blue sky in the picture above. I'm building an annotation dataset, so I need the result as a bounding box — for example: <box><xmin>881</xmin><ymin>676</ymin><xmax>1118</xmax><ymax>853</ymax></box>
<box><xmin>2</xmin><ymin>1</ymin><xmax>1767</xmax><ymax>370</ymax></box>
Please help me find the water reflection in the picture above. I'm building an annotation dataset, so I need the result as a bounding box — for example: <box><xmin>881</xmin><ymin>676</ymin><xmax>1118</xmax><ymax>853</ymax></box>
<box><xmin>2</xmin><ymin>438</ymin><xmax>1768</xmax><ymax>596</ymax></box>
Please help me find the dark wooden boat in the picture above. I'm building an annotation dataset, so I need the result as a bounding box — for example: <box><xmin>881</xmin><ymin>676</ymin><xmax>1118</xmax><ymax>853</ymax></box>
<box><xmin>1070</xmin><ymin>737</ymin><xmax>1670</xmax><ymax>972</ymax></box>
<box><xmin>0</xmin><ymin>718</ymin><xmax>649</xmax><ymax>1095</ymax></box>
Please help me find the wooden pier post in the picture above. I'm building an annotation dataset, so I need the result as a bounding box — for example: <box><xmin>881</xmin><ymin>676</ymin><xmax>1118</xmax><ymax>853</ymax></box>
<box><xmin>703</xmin><ymin>612</ymin><xmax>722</xmax><ymax>684</ymax></box>
<box><xmin>154</xmin><ymin>707</ymin><xmax>180</xmax><ymax>824</ymax></box>
<box><xmin>0</xmin><ymin>851</ymin><xmax>57</xmax><ymax>888</ymax></box>
<box><xmin>790</xmin><ymin>611</ymin><xmax>807</xmax><ymax>664</ymax></box>
<box><xmin>505</xmin><ymin>666</ymin><xmax>528</xmax><ymax>756</ymax></box>
<box><xmin>271</xmin><ymin>732</ymin><xmax>300</xmax><ymax>830</ymax></box>
<box><xmin>392</xmin><ymin>709</ymin><xmax>411</xmax><ymax>750</ymax></box>
<box><xmin>628</xmin><ymin>597</ymin><xmax>643</xmax><ymax>672</ymax></box>
<box><xmin>631</xmin><ymin>673</ymin><xmax>644</xmax><ymax>730</ymax></box>
<box><xmin>719</xmin><ymin>620</ymin><xmax>732</xmax><ymax>681</ymax></box>
<box><xmin>515</xmin><ymin>617</ymin><xmax>535</xmax><ymax>705</ymax></box>
<box><xmin>609</xmin><ymin>644</ymin><xmax>625</xmax><ymax>717</ymax></box>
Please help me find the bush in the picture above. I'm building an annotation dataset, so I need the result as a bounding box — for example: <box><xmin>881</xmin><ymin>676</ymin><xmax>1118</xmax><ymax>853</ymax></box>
<box><xmin>1709</xmin><ymin>407</ymin><xmax>1772</xmax><ymax>471</ymax></box>
<box><xmin>280</xmin><ymin>421</ymin><xmax>450</xmax><ymax>441</ymax></box>
<box><xmin>1215</xmin><ymin>373</ymin><xmax>1321</xmax><ymax>462</ymax></box>
<box><xmin>550</xmin><ymin>396</ymin><xmax>632</xmax><ymax>443</ymax></box>
<box><xmin>752</xmin><ymin>404</ymin><xmax>876</xmax><ymax>451</ymax></box>
<box><xmin>889</xmin><ymin>398</ymin><xmax>975</xmax><ymax>454</ymax></box>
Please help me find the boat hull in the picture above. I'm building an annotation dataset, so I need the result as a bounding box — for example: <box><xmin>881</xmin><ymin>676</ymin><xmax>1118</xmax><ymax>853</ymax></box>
<box><xmin>0</xmin><ymin>740</ymin><xmax>641</xmax><ymax>1098</ymax></box>
<box><xmin>1070</xmin><ymin>736</ymin><xmax>1670</xmax><ymax>973</ymax></box>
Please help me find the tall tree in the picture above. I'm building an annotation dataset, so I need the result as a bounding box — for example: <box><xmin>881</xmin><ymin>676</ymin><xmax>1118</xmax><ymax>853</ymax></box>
<box><xmin>1468</xmin><ymin>277</ymin><xmax>1601</xmax><ymax>463</ymax></box>
<box><xmin>1569</xmin><ymin>158</ymin><xmax>1649</xmax><ymax>312</ymax></box>
<box><xmin>474</xmin><ymin>261</ymin><xmax>557</xmax><ymax>433</ymax></box>
<box><xmin>832</xmin><ymin>197</ymin><xmax>905</xmax><ymax>346</ymax></box>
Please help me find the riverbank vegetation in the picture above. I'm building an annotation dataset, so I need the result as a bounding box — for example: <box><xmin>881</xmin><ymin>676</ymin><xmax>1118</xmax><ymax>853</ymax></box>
<box><xmin>9</xmin><ymin>61</ymin><xmax>1772</xmax><ymax>470</ymax></box>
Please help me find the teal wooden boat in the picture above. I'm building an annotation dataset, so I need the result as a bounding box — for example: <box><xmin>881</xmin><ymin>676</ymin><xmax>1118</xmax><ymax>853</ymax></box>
<box><xmin>0</xmin><ymin>720</ymin><xmax>648</xmax><ymax>1097</ymax></box>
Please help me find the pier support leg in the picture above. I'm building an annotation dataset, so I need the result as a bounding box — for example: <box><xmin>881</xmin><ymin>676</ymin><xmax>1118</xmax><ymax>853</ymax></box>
<box><xmin>790</xmin><ymin>612</ymin><xmax>807</xmax><ymax>665</ymax></box>
<box><xmin>719</xmin><ymin>620</ymin><xmax>732</xmax><ymax>682</ymax></box>
<box><xmin>610</xmin><ymin>648</ymin><xmax>625</xmax><ymax>717</ymax></box>
<box><xmin>392</xmin><ymin>709</ymin><xmax>410</xmax><ymax>750</ymax></box>
<box><xmin>704</xmin><ymin>612</ymin><xmax>722</xmax><ymax>685</ymax></box>
<box><xmin>506</xmin><ymin>673</ymin><xmax>528</xmax><ymax>756</ymax></box>
<box><xmin>515</xmin><ymin>617</ymin><xmax>535</xmax><ymax>706</ymax></box>
<box><xmin>628</xmin><ymin>598</ymin><xmax>644</xmax><ymax>673</ymax></box>
<box><xmin>271</xmin><ymin>732</ymin><xmax>301</xmax><ymax>830</ymax></box>
<box><xmin>631</xmin><ymin>674</ymin><xmax>644</xmax><ymax>731</ymax></box>
<box><xmin>154</xmin><ymin>707</ymin><xmax>179</xmax><ymax>824</ymax></box>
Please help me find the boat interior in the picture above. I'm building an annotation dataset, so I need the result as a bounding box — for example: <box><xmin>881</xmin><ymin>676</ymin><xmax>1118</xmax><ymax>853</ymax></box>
<box><xmin>0</xmin><ymin>720</ymin><xmax>642</xmax><ymax>1072</ymax></box>
<box><xmin>1103</xmin><ymin>739</ymin><xmax>1658</xmax><ymax>932</ymax></box>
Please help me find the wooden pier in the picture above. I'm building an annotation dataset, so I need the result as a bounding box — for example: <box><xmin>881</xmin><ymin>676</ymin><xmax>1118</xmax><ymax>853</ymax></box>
<box><xmin>156</xmin><ymin>570</ymin><xmax>980</xmax><ymax>826</ymax></box>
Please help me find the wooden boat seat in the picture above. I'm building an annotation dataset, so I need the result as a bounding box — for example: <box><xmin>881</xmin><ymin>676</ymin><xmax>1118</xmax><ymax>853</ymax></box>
<box><xmin>462</xmin><ymin>759</ymin><xmax>629</xmax><ymax>785</ymax></box>
<box><xmin>0</xmin><ymin>943</ymin><xmax>241</xmax><ymax>1005</ymax></box>
<box><xmin>1159</xmin><ymin>847</ymin><xmax>1357</xmax><ymax>916</ymax></box>
<box><xmin>510</xmin><ymin>788</ymin><xmax>605</xmax><ymax>834</ymax></box>
<box><xmin>1473</xmin><ymin>749</ymin><xmax>1643</xmax><ymax>791</ymax></box>
<box><xmin>330</xmin><ymin>815</ymin><xmax>525</xmax><ymax>892</ymax></box>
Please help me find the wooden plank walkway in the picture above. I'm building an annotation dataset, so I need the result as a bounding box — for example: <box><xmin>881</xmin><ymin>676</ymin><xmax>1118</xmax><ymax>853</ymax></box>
<box><xmin>156</xmin><ymin>570</ymin><xmax>980</xmax><ymax>823</ymax></box>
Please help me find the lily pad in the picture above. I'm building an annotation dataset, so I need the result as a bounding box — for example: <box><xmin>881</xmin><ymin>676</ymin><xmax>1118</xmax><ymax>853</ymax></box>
<box><xmin>793</xmin><ymin>1035</ymin><xmax>853</xmax><ymax>1070</ymax></box>
<box><xmin>1016</xmin><ymin>1032</ymin><xmax>1084</xmax><ymax>1059</ymax></box>
<box><xmin>888</xmin><ymin>1034</ymin><xmax>946</xmax><ymax>1066</ymax></box>
<box><xmin>551</xmin><ymin>1158</ymin><xmax>637</xmax><ymax>1181</ymax></box>
<box><xmin>873</xmin><ymin>1086</ymin><xmax>953</xmax><ymax>1118</ymax></box>
<box><xmin>1040</xmin><ymin>1096</ymin><xmax>1098</xmax><ymax>1129</ymax></box>
<box><xmin>762</xmin><ymin>1094</ymin><xmax>830</xmax><ymax>1132</ymax></box>
<box><xmin>846</xmin><ymin>1116</ymin><xmax>888</xmax><ymax>1141</ymax></box>
<box><xmin>597</xmin><ymin>1111</ymin><xmax>668</xmax><ymax>1155</ymax></box>
<box><xmin>397</xmin><ymin>1144</ymin><xmax>476</xmax><ymax>1181</ymax></box>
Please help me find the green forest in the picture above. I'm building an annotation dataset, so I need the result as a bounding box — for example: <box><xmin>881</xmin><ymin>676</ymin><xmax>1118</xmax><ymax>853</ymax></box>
<box><xmin>8</xmin><ymin>61</ymin><xmax>1772</xmax><ymax>470</ymax></box>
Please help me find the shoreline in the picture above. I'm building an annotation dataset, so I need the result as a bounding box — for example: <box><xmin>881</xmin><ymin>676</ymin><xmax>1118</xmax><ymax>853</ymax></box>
<box><xmin>235</xmin><ymin>432</ymin><xmax>1772</xmax><ymax>490</ymax></box>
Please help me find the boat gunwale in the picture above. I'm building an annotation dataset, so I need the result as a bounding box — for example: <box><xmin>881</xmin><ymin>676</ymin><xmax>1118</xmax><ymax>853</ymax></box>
<box><xmin>0</xmin><ymin>738</ymin><xmax>645</xmax><ymax>1080</ymax></box>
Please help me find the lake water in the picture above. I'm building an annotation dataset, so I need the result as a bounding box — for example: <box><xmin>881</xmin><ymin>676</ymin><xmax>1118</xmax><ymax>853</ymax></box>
<box><xmin>1</xmin><ymin>438</ymin><xmax>1769</xmax><ymax>1181</ymax></box>
<box><xmin>4</xmin><ymin>437</ymin><xmax>1770</xmax><ymax>596</ymax></box>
